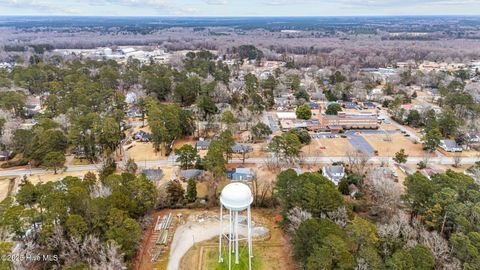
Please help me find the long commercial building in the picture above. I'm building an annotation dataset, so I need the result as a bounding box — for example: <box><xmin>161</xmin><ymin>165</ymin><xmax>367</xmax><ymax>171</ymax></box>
<box><xmin>318</xmin><ymin>112</ymin><xmax>379</xmax><ymax>131</ymax></box>
<box><xmin>279</xmin><ymin>108</ymin><xmax>379</xmax><ymax>132</ymax></box>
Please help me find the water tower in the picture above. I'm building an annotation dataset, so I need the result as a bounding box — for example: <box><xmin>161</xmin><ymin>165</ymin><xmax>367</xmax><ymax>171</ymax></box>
<box><xmin>218</xmin><ymin>182</ymin><xmax>253</xmax><ymax>270</ymax></box>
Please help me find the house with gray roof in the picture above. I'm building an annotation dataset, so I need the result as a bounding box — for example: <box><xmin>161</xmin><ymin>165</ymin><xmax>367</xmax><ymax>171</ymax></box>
<box><xmin>322</xmin><ymin>165</ymin><xmax>345</xmax><ymax>185</ymax></box>
<box><xmin>195</xmin><ymin>139</ymin><xmax>211</xmax><ymax>150</ymax></box>
<box><xmin>231</xmin><ymin>143</ymin><xmax>254</xmax><ymax>154</ymax></box>
<box><xmin>398</xmin><ymin>164</ymin><xmax>414</xmax><ymax>175</ymax></box>
<box><xmin>180</xmin><ymin>169</ymin><xmax>204</xmax><ymax>181</ymax></box>
<box><xmin>142</xmin><ymin>168</ymin><xmax>164</xmax><ymax>181</ymax></box>
<box><xmin>0</xmin><ymin>150</ymin><xmax>12</xmax><ymax>161</ymax></box>
<box><xmin>440</xmin><ymin>139</ymin><xmax>463</xmax><ymax>152</ymax></box>
<box><xmin>226</xmin><ymin>167</ymin><xmax>255</xmax><ymax>181</ymax></box>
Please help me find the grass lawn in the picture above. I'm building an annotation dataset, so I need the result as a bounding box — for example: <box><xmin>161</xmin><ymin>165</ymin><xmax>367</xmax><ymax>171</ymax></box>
<box><xmin>207</xmin><ymin>247</ymin><xmax>263</xmax><ymax>270</ymax></box>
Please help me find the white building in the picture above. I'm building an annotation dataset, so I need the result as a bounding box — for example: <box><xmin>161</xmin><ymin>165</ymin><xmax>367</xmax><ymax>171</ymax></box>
<box><xmin>322</xmin><ymin>165</ymin><xmax>345</xmax><ymax>185</ymax></box>
<box><xmin>439</xmin><ymin>140</ymin><xmax>463</xmax><ymax>152</ymax></box>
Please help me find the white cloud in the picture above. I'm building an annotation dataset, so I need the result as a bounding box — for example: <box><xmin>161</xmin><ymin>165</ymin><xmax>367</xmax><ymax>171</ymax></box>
<box><xmin>2</xmin><ymin>0</ymin><xmax>81</xmax><ymax>14</ymax></box>
<box><xmin>202</xmin><ymin>0</ymin><xmax>227</xmax><ymax>5</ymax></box>
<box><xmin>264</xmin><ymin>0</ymin><xmax>480</xmax><ymax>7</ymax></box>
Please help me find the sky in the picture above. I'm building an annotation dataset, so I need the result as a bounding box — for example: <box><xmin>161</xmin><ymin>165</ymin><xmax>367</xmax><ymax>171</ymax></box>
<box><xmin>0</xmin><ymin>0</ymin><xmax>480</xmax><ymax>16</ymax></box>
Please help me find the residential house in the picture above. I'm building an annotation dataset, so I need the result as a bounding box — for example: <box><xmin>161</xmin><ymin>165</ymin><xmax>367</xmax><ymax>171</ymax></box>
<box><xmin>362</xmin><ymin>102</ymin><xmax>376</xmax><ymax>109</ymax></box>
<box><xmin>440</xmin><ymin>140</ymin><xmax>463</xmax><ymax>152</ymax></box>
<box><xmin>0</xmin><ymin>62</ymin><xmax>13</xmax><ymax>69</ymax></box>
<box><xmin>274</xmin><ymin>98</ymin><xmax>290</xmax><ymax>109</ymax></box>
<box><xmin>310</xmin><ymin>92</ymin><xmax>326</xmax><ymax>101</ymax></box>
<box><xmin>466</xmin><ymin>133</ymin><xmax>480</xmax><ymax>143</ymax></box>
<box><xmin>134</xmin><ymin>130</ymin><xmax>151</xmax><ymax>142</ymax></box>
<box><xmin>322</xmin><ymin>165</ymin><xmax>345</xmax><ymax>185</ymax></box>
<box><xmin>259</xmin><ymin>71</ymin><xmax>271</xmax><ymax>80</ymax></box>
<box><xmin>125</xmin><ymin>92</ymin><xmax>137</xmax><ymax>104</ymax></box>
<box><xmin>180</xmin><ymin>169</ymin><xmax>204</xmax><ymax>181</ymax></box>
<box><xmin>195</xmin><ymin>139</ymin><xmax>211</xmax><ymax>150</ymax></box>
<box><xmin>127</xmin><ymin>108</ymin><xmax>142</xmax><ymax>118</ymax></box>
<box><xmin>0</xmin><ymin>150</ymin><xmax>12</xmax><ymax>161</ymax></box>
<box><xmin>226</xmin><ymin>167</ymin><xmax>255</xmax><ymax>181</ymax></box>
<box><xmin>142</xmin><ymin>168</ymin><xmax>164</xmax><ymax>181</ymax></box>
<box><xmin>398</xmin><ymin>164</ymin><xmax>415</xmax><ymax>175</ymax></box>
<box><xmin>401</xmin><ymin>104</ymin><xmax>415</xmax><ymax>110</ymax></box>
<box><xmin>475</xmin><ymin>94</ymin><xmax>480</xmax><ymax>104</ymax></box>
<box><xmin>23</xmin><ymin>96</ymin><xmax>42</xmax><ymax>118</ymax></box>
<box><xmin>308</xmin><ymin>102</ymin><xmax>320</xmax><ymax>109</ymax></box>
<box><xmin>231</xmin><ymin>143</ymin><xmax>254</xmax><ymax>154</ymax></box>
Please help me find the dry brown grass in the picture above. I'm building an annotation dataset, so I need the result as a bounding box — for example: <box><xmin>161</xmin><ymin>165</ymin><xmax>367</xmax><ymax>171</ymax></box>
<box><xmin>362</xmin><ymin>133</ymin><xmax>425</xmax><ymax>157</ymax></box>
<box><xmin>26</xmin><ymin>170</ymin><xmax>97</xmax><ymax>185</ymax></box>
<box><xmin>0</xmin><ymin>179</ymin><xmax>11</xmax><ymax>201</ymax></box>
<box><xmin>126</xmin><ymin>142</ymin><xmax>167</xmax><ymax>161</ymax></box>
<box><xmin>304</xmin><ymin>138</ymin><xmax>354</xmax><ymax>156</ymax></box>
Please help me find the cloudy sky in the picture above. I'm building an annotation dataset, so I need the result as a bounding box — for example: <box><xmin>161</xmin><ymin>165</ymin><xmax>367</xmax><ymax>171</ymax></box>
<box><xmin>0</xmin><ymin>0</ymin><xmax>479</xmax><ymax>16</ymax></box>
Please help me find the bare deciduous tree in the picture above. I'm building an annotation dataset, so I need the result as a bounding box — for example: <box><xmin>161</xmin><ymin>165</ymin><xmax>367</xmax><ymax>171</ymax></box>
<box><xmin>366</xmin><ymin>168</ymin><xmax>402</xmax><ymax>220</ymax></box>
<box><xmin>286</xmin><ymin>207</ymin><xmax>312</xmax><ymax>234</ymax></box>
<box><xmin>453</xmin><ymin>152</ymin><xmax>462</xmax><ymax>168</ymax></box>
<box><xmin>326</xmin><ymin>206</ymin><xmax>349</xmax><ymax>228</ymax></box>
<box><xmin>346</xmin><ymin>150</ymin><xmax>371</xmax><ymax>175</ymax></box>
<box><xmin>12</xmin><ymin>226</ymin><xmax>125</xmax><ymax>270</ymax></box>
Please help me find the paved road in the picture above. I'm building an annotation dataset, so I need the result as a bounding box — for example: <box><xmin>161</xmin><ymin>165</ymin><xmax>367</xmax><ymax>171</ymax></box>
<box><xmin>379</xmin><ymin>111</ymin><xmax>421</xmax><ymax>142</ymax></box>
<box><xmin>0</xmin><ymin>155</ymin><xmax>477</xmax><ymax>177</ymax></box>
<box><xmin>379</xmin><ymin>110</ymin><xmax>445</xmax><ymax>157</ymax></box>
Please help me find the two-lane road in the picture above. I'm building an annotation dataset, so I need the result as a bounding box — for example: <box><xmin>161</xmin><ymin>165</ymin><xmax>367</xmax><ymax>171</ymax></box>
<box><xmin>0</xmin><ymin>155</ymin><xmax>477</xmax><ymax>177</ymax></box>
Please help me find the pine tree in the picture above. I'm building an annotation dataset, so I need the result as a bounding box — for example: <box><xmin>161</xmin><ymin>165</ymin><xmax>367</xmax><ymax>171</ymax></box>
<box><xmin>186</xmin><ymin>178</ymin><xmax>197</xmax><ymax>203</ymax></box>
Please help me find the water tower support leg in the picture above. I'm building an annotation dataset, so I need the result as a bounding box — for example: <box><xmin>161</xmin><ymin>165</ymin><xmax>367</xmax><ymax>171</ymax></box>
<box><xmin>218</xmin><ymin>204</ymin><xmax>223</xmax><ymax>263</ymax></box>
<box><xmin>247</xmin><ymin>206</ymin><xmax>252</xmax><ymax>270</ymax></box>
<box><xmin>228</xmin><ymin>209</ymin><xmax>232</xmax><ymax>270</ymax></box>
<box><xmin>235</xmin><ymin>211</ymin><xmax>239</xmax><ymax>264</ymax></box>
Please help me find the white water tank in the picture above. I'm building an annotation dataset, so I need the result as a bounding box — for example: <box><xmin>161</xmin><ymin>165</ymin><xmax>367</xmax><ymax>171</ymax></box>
<box><xmin>220</xmin><ymin>183</ymin><xmax>253</xmax><ymax>211</ymax></box>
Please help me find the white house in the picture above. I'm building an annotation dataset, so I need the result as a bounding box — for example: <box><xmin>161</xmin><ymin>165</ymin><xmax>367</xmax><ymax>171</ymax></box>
<box><xmin>440</xmin><ymin>140</ymin><xmax>463</xmax><ymax>152</ymax></box>
<box><xmin>322</xmin><ymin>165</ymin><xmax>345</xmax><ymax>185</ymax></box>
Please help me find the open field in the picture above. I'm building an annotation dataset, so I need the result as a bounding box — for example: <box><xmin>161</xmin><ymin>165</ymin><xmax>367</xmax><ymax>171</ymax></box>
<box><xmin>126</xmin><ymin>141</ymin><xmax>167</xmax><ymax>161</ymax></box>
<box><xmin>380</xmin><ymin>123</ymin><xmax>402</xmax><ymax>131</ymax></box>
<box><xmin>26</xmin><ymin>170</ymin><xmax>96</xmax><ymax>185</ymax></box>
<box><xmin>362</xmin><ymin>133</ymin><xmax>425</xmax><ymax>157</ymax></box>
<box><xmin>173</xmin><ymin>136</ymin><xmax>196</xmax><ymax>150</ymax></box>
<box><xmin>305</xmin><ymin>137</ymin><xmax>354</xmax><ymax>156</ymax></box>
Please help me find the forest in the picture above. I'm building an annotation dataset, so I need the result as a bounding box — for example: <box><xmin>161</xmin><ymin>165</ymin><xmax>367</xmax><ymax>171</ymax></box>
<box><xmin>2</xmin><ymin>16</ymin><xmax>480</xmax><ymax>68</ymax></box>
<box><xmin>275</xmin><ymin>169</ymin><xmax>480</xmax><ymax>270</ymax></box>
